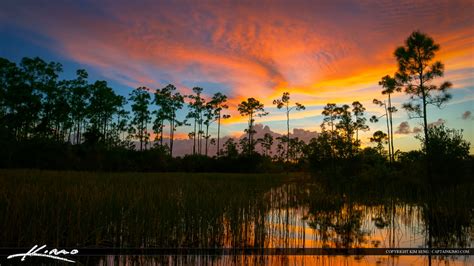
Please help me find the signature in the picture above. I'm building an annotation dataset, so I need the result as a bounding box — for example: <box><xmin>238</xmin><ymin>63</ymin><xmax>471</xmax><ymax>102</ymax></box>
<box><xmin>7</xmin><ymin>244</ymin><xmax>79</xmax><ymax>263</ymax></box>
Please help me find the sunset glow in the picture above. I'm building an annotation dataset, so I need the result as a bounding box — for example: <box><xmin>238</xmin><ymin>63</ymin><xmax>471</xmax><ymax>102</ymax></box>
<box><xmin>1</xmin><ymin>0</ymin><xmax>472</xmax><ymax>151</ymax></box>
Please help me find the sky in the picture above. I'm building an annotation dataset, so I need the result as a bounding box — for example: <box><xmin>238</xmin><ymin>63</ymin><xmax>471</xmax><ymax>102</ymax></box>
<box><xmin>0</xmin><ymin>0</ymin><xmax>473</xmax><ymax>152</ymax></box>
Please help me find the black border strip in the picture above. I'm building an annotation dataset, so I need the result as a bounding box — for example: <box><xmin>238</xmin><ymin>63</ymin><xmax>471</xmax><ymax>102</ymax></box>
<box><xmin>0</xmin><ymin>248</ymin><xmax>472</xmax><ymax>256</ymax></box>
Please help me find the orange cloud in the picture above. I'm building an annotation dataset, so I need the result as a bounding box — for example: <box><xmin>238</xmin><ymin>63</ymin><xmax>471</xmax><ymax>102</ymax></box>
<box><xmin>1</xmin><ymin>0</ymin><xmax>473</xmax><ymax>139</ymax></box>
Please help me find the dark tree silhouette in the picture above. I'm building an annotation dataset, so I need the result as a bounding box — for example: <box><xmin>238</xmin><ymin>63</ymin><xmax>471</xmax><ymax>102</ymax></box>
<box><xmin>1</xmin><ymin>57</ymin><xmax>59</xmax><ymax>141</ymax></box>
<box><xmin>209</xmin><ymin>92</ymin><xmax>229</xmax><ymax>156</ymax></box>
<box><xmin>87</xmin><ymin>80</ymin><xmax>124</xmax><ymax>146</ymax></box>
<box><xmin>187</xmin><ymin>87</ymin><xmax>205</xmax><ymax>155</ymax></box>
<box><xmin>153</xmin><ymin>87</ymin><xmax>167</xmax><ymax>148</ymax></box>
<box><xmin>273</xmin><ymin>92</ymin><xmax>305</xmax><ymax>162</ymax></box>
<box><xmin>222</xmin><ymin>138</ymin><xmax>238</xmax><ymax>158</ymax></box>
<box><xmin>321</xmin><ymin>103</ymin><xmax>338</xmax><ymax>159</ymax></box>
<box><xmin>21</xmin><ymin>57</ymin><xmax>63</xmax><ymax>140</ymax></box>
<box><xmin>417</xmin><ymin>124</ymin><xmax>470</xmax><ymax>161</ymax></box>
<box><xmin>351</xmin><ymin>101</ymin><xmax>369</xmax><ymax>143</ymax></box>
<box><xmin>68</xmin><ymin>69</ymin><xmax>90</xmax><ymax>144</ymax></box>
<box><xmin>258</xmin><ymin>133</ymin><xmax>273</xmax><ymax>157</ymax></box>
<box><xmin>203</xmin><ymin>102</ymin><xmax>214</xmax><ymax>156</ymax></box>
<box><xmin>320</xmin><ymin>102</ymin><xmax>368</xmax><ymax>159</ymax></box>
<box><xmin>321</xmin><ymin>103</ymin><xmax>338</xmax><ymax>133</ymax></box>
<box><xmin>371</xmin><ymin>99</ymin><xmax>393</xmax><ymax>162</ymax></box>
<box><xmin>113</xmin><ymin>99</ymin><xmax>129</xmax><ymax>147</ymax></box>
<box><xmin>129</xmin><ymin>87</ymin><xmax>151</xmax><ymax>151</ymax></box>
<box><xmin>335</xmin><ymin>104</ymin><xmax>355</xmax><ymax>158</ymax></box>
<box><xmin>394</xmin><ymin>31</ymin><xmax>452</xmax><ymax>155</ymax></box>
<box><xmin>377</xmin><ymin>75</ymin><xmax>401</xmax><ymax>162</ymax></box>
<box><xmin>237</xmin><ymin>98</ymin><xmax>268</xmax><ymax>155</ymax></box>
<box><xmin>370</xmin><ymin>130</ymin><xmax>388</xmax><ymax>154</ymax></box>
<box><xmin>416</xmin><ymin>124</ymin><xmax>470</xmax><ymax>181</ymax></box>
<box><xmin>163</xmin><ymin>84</ymin><xmax>185</xmax><ymax>157</ymax></box>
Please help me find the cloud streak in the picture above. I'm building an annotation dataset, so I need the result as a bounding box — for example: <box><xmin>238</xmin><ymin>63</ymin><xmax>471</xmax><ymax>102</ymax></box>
<box><xmin>1</xmin><ymin>0</ymin><xmax>473</xmax><ymax>127</ymax></box>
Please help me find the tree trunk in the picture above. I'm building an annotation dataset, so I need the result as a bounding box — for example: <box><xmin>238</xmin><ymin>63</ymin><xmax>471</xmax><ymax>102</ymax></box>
<box><xmin>205</xmin><ymin>124</ymin><xmax>209</xmax><ymax>156</ymax></box>
<box><xmin>68</xmin><ymin>125</ymin><xmax>72</xmax><ymax>143</ymax></box>
<box><xmin>248</xmin><ymin>112</ymin><xmax>253</xmax><ymax>155</ymax></box>
<box><xmin>169</xmin><ymin>116</ymin><xmax>174</xmax><ymax>157</ymax></box>
<box><xmin>422</xmin><ymin>90</ymin><xmax>428</xmax><ymax>153</ymax></box>
<box><xmin>286</xmin><ymin>106</ymin><xmax>290</xmax><ymax>163</ymax></box>
<box><xmin>160</xmin><ymin>119</ymin><xmax>164</xmax><ymax>148</ymax></box>
<box><xmin>140</xmin><ymin>120</ymin><xmax>144</xmax><ymax>151</ymax></box>
<box><xmin>76</xmin><ymin>120</ymin><xmax>80</xmax><ymax>144</ymax></box>
<box><xmin>388</xmin><ymin>94</ymin><xmax>395</xmax><ymax>162</ymax></box>
<box><xmin>192</xmin><ymin>118</ymin><xmax>196</xmax><ymax>155</ymax></box>
<box><xmin>217</xmin><ymin>112</ymin><xmax>221</xmax><ymax>156</ymax></box>
<box><xmin>198</xmin><ymin>113</ymin><xmax>203</xmax><ymax>155</ymax></box>
<box><xmin>385</xmin><ymin>104</ymin><xmax>392</xmax><ymax>163</ymax></box>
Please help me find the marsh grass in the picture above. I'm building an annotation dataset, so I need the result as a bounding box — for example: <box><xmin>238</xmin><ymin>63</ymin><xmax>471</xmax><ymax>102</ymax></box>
<box><xmin>0</xmin><ymin>169</ymin><xmax>471</xmax><ymax>254</ymax></box>
<box><xmin>0</xmin><ymin>170</ymin><xmax>288</xmax><ymax>248</ymax></box>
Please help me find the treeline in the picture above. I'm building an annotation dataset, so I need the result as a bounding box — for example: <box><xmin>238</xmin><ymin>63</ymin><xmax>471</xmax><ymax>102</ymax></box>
<box><xmin>0</xmin><ymin>55</ymin><xmax>299</xmax><ymax>171</ymax></box>
<box><xmin>307</xmin><ymin>31</ymin><xmax>471</xmax><ymax>183</ymax></box>
<box><xmin>0</xmin><ymin>31</ymin><xmax>471</xmax><ymax>178</ymax></box>
<box><xmin>0</xmin><ymin>57</ymin><xmax>225</xmax><ymax>156</ymax></box>
<box><xmin>0</xmin><ymin>55</ymin><xmax>376</xmax><ymax>171</ymax></box>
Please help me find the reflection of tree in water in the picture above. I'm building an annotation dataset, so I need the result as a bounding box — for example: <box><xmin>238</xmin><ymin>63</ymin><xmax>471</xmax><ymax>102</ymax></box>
<box><xmin>422</xmin><ymin>186</ymin><xmax>473</xmax><ymax>248</ymax></box>
<box><xmin>300</xmin><ymin>181</ymin><xmax>473</xmax><ymax>250</ymax></box>
<box><xmin>75</xmin><ymin>178</ymin><xmax>472</xmax><ymax>265</ymax></box>
<box><xmin>306</xmin><ymin>198</ymin><xmax>368</xmax><ymax>248</ymax></box>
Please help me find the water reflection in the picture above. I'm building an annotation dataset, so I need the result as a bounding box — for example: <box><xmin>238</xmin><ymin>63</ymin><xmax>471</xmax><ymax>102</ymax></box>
<box><xmin>1</xmin><ymin>172</ymin><xmax>472</xmax><ymax>265</ymax></box>
<box><xmin>96</xmin><ymin>255</ymin><xmax>471</xmax><ymax>265</ymax></box>
<box><xmin>94</xmin><ymin>180</ymin><xmax>472</xmax><ymax>265</ymax></box>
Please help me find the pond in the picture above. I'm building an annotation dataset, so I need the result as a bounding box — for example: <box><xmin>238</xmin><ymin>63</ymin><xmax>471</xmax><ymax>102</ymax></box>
<box><xmin>0</xmin><ymin>170</ymin><xmax>472</xmax><ymax>265</ymax></box>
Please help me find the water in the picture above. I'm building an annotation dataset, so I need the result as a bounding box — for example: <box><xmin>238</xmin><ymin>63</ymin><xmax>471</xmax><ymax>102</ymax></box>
<box><xmin>0</xmin><ymin>171</ymin><xmax>472</xmax><ymax>265</ymax></box>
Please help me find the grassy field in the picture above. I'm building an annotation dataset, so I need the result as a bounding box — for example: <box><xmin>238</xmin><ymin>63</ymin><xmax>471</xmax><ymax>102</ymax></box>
<box><xmin>0</xmin><ymin>169</ymin><xmax>292</xmax><ymax>248</ymax></box>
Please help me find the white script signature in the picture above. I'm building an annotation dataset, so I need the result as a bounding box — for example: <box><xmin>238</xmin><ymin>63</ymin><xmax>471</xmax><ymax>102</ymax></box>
<box><xmin>7</xmin><ymin>244</ymin><xmax>79</xmax><ymax>263</ymax></box>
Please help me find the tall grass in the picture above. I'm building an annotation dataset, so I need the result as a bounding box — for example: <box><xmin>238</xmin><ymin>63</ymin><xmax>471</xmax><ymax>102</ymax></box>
<box><xmin>0</xmin><ymin>169</ymin><xmax>471</xmax><ymax>253</ymax></box>
<box><xmin>0</xmin><ymin>170</ymin><xmax>287</xmax><ymax>248</ymax></box>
